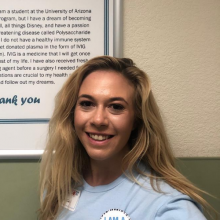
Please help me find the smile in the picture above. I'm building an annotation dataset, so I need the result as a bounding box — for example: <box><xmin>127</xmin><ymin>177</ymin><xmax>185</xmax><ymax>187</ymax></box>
<box><xmin>87</xmin><ymin>133</ymin><xmax>113</xmax><ymax>141</ymax></box>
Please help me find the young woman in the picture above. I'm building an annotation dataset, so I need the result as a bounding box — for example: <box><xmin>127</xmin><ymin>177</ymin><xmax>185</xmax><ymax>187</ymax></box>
<box><xmin>39</xmin><ymin>56</ymin><xmax>214</xmax><ymax>220</ymax></box>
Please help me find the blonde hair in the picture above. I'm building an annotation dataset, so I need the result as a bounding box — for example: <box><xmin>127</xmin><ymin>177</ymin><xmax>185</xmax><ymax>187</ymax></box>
<box><xmin>39</xmin><ymin>56</ymin><xmax>216</xmax><ymax>219</ymax></box>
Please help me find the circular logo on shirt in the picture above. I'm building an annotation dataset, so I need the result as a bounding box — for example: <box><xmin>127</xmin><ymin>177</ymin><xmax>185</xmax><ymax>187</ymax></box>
<box><xmin>100</xmin><ymin>209</ymin><xmax>131</xmax><ymax>220</ymax></box>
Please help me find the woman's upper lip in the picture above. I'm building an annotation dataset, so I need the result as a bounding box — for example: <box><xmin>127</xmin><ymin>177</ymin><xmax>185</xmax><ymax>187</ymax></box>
<box><xmin>86</xmin><ymin>132</ymin><xmax>114</xmax><ymax>136</ymax></box>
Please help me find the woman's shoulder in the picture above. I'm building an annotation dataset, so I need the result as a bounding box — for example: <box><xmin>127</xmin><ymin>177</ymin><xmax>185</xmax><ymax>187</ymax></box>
<box><xmin>133</xmin><ymin>162</ymin><xmax>193</xmax><ymax>199</ymax></box>
<box><xmin>130</xmin><ymin>164</ymin><xmax>184</xmax><ymax>198</ymax></box>
<box><xmin>126</xmin><ymin>163</ymin><xmax>207</xmax><ymax>219</ymax></box>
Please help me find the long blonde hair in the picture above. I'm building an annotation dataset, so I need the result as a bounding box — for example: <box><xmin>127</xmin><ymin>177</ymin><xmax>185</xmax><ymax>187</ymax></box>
<box><xmin>39</xmin><ymin>56</ymin><xmax>216</xmax><ymax>219</ymax></box>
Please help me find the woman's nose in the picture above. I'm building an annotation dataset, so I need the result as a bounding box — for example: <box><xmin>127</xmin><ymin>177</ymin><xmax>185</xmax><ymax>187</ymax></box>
<box><xmin>91</xmin><ymin>107</ymin><xmax>109</xmax><ymax>127</ymax></box>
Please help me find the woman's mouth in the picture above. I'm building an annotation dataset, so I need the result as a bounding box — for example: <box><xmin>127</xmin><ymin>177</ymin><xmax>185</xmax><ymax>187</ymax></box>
<box><xmin>86</xmin><ymin>133</ymin><xmax>114</xmax><ymax>141</ymax></box>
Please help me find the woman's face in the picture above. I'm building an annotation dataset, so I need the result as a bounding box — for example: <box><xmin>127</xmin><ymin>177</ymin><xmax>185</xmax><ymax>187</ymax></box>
<box><xmin>74</xmin><ymin>70</ymin><xmax>135</xmax><ymax>163</ymax></box>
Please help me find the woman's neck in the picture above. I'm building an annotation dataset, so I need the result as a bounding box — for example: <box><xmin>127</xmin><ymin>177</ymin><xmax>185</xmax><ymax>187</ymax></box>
<box><xmin>84</xmin><ymin>158</ymin><xmax>127</xmax><ymax>187</ymax></box>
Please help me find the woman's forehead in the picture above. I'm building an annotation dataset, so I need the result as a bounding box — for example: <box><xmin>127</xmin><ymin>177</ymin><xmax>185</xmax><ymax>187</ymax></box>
<box><xmin>78</xmin><ymin>70</ymin><xmax>135</xmax><ymax>100</ymax></box>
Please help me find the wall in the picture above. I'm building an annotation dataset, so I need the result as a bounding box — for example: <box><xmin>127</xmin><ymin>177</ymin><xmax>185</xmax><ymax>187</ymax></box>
<box><xmin>124</xmin><ymin>0</ymin><xmax>220</xmax><ymax>157</ymax></box>
<box><xmin>0</xmin><ymin>160</ymin><xmax>40</xmax><ymax>220</ymax></box>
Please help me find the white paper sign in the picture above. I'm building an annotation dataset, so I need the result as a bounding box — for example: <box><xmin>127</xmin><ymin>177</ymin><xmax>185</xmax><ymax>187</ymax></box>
<box><xmin>0</xmin><ymin>0</ymin><xmax>115</xmax><ymax>156</ymax></box>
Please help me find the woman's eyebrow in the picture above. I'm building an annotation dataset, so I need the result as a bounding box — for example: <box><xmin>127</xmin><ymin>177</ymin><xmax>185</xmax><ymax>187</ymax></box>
<box><xmin>77</xmin><ymin>94</ymin><xmax>94</xmax><ymax>101</ymax></box>
<box><xmin>77</xmin><ymin>94</ymin><xmax>128</xmax><ymax>105</ymax></box>
<box><xmin>108</xmin><ymin>97</ymin><xmax>128</xmax><ymax>105</ymax></box>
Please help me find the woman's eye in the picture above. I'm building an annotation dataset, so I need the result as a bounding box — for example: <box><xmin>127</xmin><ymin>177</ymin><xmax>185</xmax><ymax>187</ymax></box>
<box><xmin>79</xmin><ymin>101</ymin><xmax>93</xmax><ymax>108</ymax></box>
<box><xmin>109</xmin><ymin>104</ymin><xmax>124</xmax><ymax>111</ymax></box>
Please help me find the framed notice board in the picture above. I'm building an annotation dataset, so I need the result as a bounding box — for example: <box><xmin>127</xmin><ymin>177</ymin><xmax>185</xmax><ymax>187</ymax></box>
<box><xmin>0</xmin><ymin>0</ymin><xmax>123</xmax><ymax>158</ymax></box>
